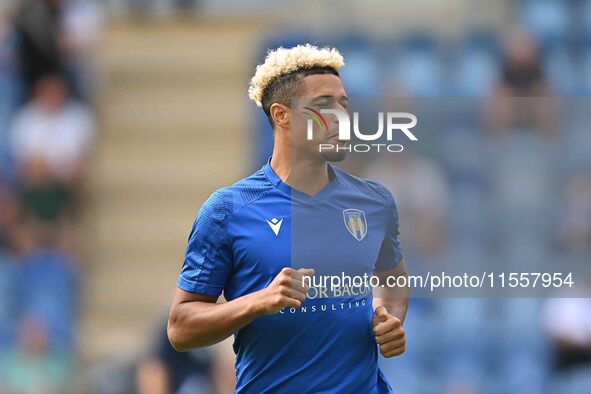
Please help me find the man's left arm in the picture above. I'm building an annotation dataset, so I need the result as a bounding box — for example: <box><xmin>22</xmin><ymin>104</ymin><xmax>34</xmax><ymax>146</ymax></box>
<box><xmin>372</xmin><ymin>259</ymin><xmax>409</xmax><ymax>357</ymax></box>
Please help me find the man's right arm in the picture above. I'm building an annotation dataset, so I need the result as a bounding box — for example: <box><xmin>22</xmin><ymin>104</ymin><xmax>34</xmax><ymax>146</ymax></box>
<box><xmin>167</xmin><ymin>267</ymin><xmax>313</xmax><ymax>351</ymax></box>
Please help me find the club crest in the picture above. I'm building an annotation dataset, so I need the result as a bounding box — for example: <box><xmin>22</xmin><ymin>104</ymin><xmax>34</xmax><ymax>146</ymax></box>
<box><xmin>343</xmin><ymin>209</ymin><xmax>367</xmax><ymax>241</ymax></box>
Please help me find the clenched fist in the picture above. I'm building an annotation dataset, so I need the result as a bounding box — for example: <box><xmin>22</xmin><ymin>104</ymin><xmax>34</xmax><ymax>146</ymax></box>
<box><xmin>372</xmin><ymin>306</ymin><xmax>405</xmax><ymax>357</ymax></box>
<box><xmin>257</xmin><ymin>267</ymin><xmax>315</xmax><ymax>314</ymax></box>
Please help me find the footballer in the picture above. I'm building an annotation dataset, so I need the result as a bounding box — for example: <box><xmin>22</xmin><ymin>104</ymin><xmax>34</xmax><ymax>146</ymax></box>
<box><xmin>168</xmin><ymin>44</ymin><xmax>409</xmax><ymax>393</ymax></box>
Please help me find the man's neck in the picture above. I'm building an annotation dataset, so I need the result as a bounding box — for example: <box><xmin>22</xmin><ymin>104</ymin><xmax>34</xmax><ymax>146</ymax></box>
<box><xmin>270</xmin><ymin>147</ymin><xmax>330</xmax><ymax>197</ymax></box>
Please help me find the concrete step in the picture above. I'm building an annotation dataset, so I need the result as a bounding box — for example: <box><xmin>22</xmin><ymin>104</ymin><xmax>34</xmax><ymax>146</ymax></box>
<box><xmin>85</xmin><ymin>271</ymin><xmax>177</xmax><ymax>305</ymax></box>
<box><xmin>100</xmin><ymin>90</ymin><xmax>249</xmax><ymax>141</ymax></box>
<box><xmin>82</xmin><ymin>20</ymin><xmax>259</xmax><ymax>362</ymax></box>
<box><xmin>94</xmin><ymin>141</ymin><xmax>246</xmax><ymax>188</ymax></box>
<box><xmin>91</xmin><ymin>222</ymin><xmax>193</xmax><ymax>254</ymax></box>
<box><xmin>101</xmin><ymin>23</ymin><xmax>257</xmax><ymax>76</ymax></box>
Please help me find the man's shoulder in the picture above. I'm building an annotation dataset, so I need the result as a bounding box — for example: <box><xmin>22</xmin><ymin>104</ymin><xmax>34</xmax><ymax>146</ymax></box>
<box><xmin>333</xmin><ymin>165</ymin><xmax>391</xmax><ymax>204</ymax></box>
<box><xmin>199</xmin><ymin>167</ymin><xmax>274</xmax><ymax>218</ymax></box>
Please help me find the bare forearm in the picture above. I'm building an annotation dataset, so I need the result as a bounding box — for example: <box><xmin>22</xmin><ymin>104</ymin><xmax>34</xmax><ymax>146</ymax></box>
<box><xmin>373</xmin><ymin>286</ymin><xmax>408</xmax><ymax>324</ymax></box>
<box><xmin>373</xmin><ymin>260</ymin><xmax>409</xmax><ymax>324</ymax></box>
<box><xmin>169</xmin><ymin>267</ymin><xmax>313</xmax><ymax>351</ymax></box>
<box><xmin>168</xmin><ymin>291</ymin><xmax>264</xmax><ymax>351</ymax></box>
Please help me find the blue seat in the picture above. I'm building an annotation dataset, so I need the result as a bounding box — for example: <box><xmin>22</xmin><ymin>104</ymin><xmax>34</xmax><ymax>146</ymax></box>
<box><xmin>334</xmin><ymin>35</ymin><xmax>381</xmax><ymax>97</ymax></box>
<box><xmin>386</xmin><ymin>34</ymin><xmax>444</xmax><ymax>97</ymax></box>
<box><xmin>542</xmin><ymin>45</ymin><xmax>578</xmax><ymax>95</ymax></box>
<box><xmin>379</xmin><ymin>300</ymin><xmax>435</xmax><ymax>394</ymax></box>
<box><xmin>518</xmin><ymin>0</ymin><xmax>573</xmax><ymax>49</ymax></box>
<box><xmin>447</xmin><ymin>188</ymin><xmax>488</xmax><ymax>251</ymax></box>
<box><xmin>0</xmin><ymin>25</ymin><xmax>23</xmax><ymax>177</ymax></box>
<box><xmin>0</xmin><ymin>250</ymin><xmax>17</xmax><ymax>349</ymax></box>
<box><xmin>441</xmin><ymin>126</ymin><xmax>486</xmax><ymax>179</ymax></box>
<box><xmin>579</xmin><ymin>45</ymin><xmax>591</xmax><ymax>96</ymax></box>
<box><xmin>452</xmin><ymin>32</ymin><xmax>500</xmax><ymax>96</ymax></box>
<box><xmin>498</xmin><ymin>298</ymin><xmax>550</xmax><ymax>392</ymax></box>
<box><xmin>436</xmin><ymin>299</ymin><xmax>490</xmax><ymax>393</ymax></box>
<box><xmin>488</xmin><ymin>133</ymin><xmax>557</xmax><ymax>213</ymax></box>
<box><xmin>561</xmin><ymin>125</ymin><xmax>591</xmax><ymax>172</ymax></box>
<box><xmin>18</xmin><ymin>250</ymin><xmax>79</xmax><ymax>351</ymax></box>
<box><xmin>582</xmin><ymin>0</ymin><xmax>591</xmax><ymax>41</ymax></box>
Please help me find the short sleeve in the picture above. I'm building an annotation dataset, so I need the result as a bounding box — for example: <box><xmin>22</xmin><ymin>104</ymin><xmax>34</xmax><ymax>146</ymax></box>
<box><xmin>177</xmin><ymin>191</ymin><xmax>233</xmax><ymax>297</ymax></box>
<box><xmin>374</xmin><ymin>187</ymin><xmax>404</xmax><ymax>271</ymax></box>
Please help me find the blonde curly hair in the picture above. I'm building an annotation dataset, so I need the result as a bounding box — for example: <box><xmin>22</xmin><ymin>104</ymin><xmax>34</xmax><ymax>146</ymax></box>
<box><xmin>248</xmin><ymin>44</ymin><xmax>345</xmax><ymax>107</ymax></box>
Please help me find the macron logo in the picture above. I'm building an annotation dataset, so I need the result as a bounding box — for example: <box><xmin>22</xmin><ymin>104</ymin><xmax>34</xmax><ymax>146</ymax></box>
<box><xmin>266</xmin><ymin>218</ymin><xmax>283</xmax><ymax>236</ymax></box>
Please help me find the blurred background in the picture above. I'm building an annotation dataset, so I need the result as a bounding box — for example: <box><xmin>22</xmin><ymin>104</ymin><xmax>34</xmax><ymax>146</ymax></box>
<box><xmin>0</xmin><ymin>0</ymin><xmax>591</xmax><ymax>393</ymax></box>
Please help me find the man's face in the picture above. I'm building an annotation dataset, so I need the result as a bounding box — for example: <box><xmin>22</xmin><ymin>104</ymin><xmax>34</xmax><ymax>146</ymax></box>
<box><xmin>290</xmin><ymin>74</ymin><xmax>349</xmax><ymax>162</ymax></box>
<box><xmin>35</xmin><ymin>76</ymin><xmax>67</xmax><ymax>112</ymax></box>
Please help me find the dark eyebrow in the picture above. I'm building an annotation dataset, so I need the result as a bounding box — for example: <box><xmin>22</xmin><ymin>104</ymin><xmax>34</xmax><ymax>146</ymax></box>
<box><xmin>311</xmin><ymin>95</ymin><xmax>349</xmax><ymax>103</ymax></box>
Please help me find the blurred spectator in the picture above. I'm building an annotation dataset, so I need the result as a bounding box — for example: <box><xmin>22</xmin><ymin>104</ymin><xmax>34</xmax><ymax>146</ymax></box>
<box><xmin>543</xmin><ymin>286</ymin><xmax>591</xmax><ymax>393</ymax></box>
<box><xmin>10</xmin><ymin>73</ymin><xmax>94</xmax><ymax>185</ymax></box>
<box><xmin>0</xmin><ymin>1</ymin><xmax>92</xmax><ymax>393</ymax></box>
<box><xmin>498</xmin><ymin>28</ymin><xmax>548</xmax><ymax>98</ymax></box>
<box><xmin>9</xmin><ymin>72</ymin><xmax>94</xmax><ymax>252</ymax></box>
<box><xmin>136</xmin><ymin>318</ymin><xmax>234</xmax><ymax>394</ymax></box>
<box><xmin>488</xmin><ymin>28</ymin><xmax>556</xmax><ymax>137</ymax></box>
<box><xmin>13</xmin><ymin>0</ymin><xmax>102</xmax><ymax>103</ymax></box>
<box><xmin>60</xmin><ymin>0</ymin><xmax>103</xmax><ymax>102</ymax></box>
<box><xmin>14</xmin><ymin>0</ymin><xmax>65</xmax><ymax>97</ymax></box>
<box><xmin>0</xmin><ymin>315</ymin><xmax>71</xmax><ymax>394</ymax></box>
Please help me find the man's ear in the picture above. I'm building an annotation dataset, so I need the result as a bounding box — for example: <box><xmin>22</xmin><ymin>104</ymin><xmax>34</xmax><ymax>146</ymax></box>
<box><xmin>269</xmin><ymin>103</ymin><xmax>290</xmax><ymax>129</ymax></box>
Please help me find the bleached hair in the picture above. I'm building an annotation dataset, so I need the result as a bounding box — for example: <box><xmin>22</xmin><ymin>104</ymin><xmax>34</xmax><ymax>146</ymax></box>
<box><xmin>248</xmin><ymin>44</ymin><xmax>345</xmax><ymax>107</ymax></box>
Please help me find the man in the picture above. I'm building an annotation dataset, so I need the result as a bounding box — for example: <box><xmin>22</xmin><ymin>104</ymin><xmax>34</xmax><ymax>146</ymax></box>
<box><xmin>168</xmin><ymin>44</ymin><xmax>409</xmax><ymax>393</ymax></box>
<box><xmin>9</xmin><ymin>73</ymin><xmax>94</xmax><ymax>252</ymax></box>
<box><xmin>14</xmin><ymin>0</ymin><xmax>64</xmax><ymax>96</ymax></box>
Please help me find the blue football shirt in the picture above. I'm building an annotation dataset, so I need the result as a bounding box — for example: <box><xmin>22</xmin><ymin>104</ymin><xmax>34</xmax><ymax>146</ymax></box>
<box><xmin>177</xmin><ymin>159</ymin><xmax>404</xmax><ymax>393</ymax></box>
